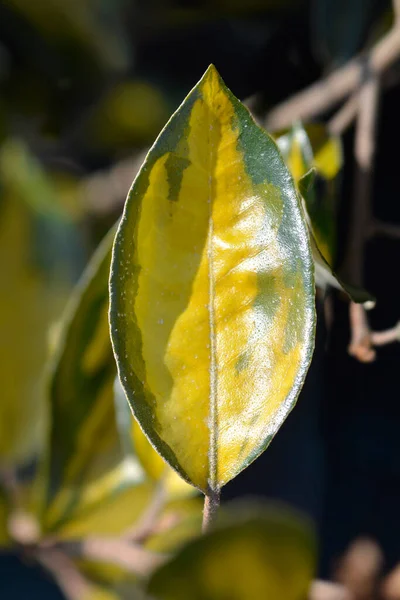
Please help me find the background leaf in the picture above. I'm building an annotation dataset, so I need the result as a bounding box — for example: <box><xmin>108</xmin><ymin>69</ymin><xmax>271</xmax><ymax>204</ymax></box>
<box><xmin>42</xmin><ymin>226</ymin><xmax>131</xmax><ymax>534</ymax></box>
<box><xmin>147</xmin><ymin>502</ymin><xmax>316</xmax><ymax>600</ymax></box>
<box><xmin>110</xmin><ymin>64</ymin><xmax>315</xmax><ymax>494</ymax></box>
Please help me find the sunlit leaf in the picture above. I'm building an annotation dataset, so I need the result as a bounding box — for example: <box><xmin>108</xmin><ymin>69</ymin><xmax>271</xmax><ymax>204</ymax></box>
<box><xmin>147</xmin><ymin>503</ymin><xmax>316</xmax><ymax>600</ymax></box>
<box><xmin>114</xmin><ymin>378</ymin><xmax>196</xmax><ymax>499</ymax></box>
<box><xmin>110</xmin><ymin>65</ymin><xmax>315</xmax><ymax>493</ymax></box>
<box><xmin>42</xmin><ymin>226</ymin><xmax>125</xmax><ymax>532</ymax></box>
<box><xmin>54</xmin><ymin>476</ymin><xmax>154</xmax><ymax>540</ymax></box>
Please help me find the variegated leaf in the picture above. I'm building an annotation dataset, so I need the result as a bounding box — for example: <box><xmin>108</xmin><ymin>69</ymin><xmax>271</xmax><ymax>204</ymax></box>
<box><xmin>110</xmin><ymin>65</ymin><xmax>315</xmax><ymax>494</ymax></box>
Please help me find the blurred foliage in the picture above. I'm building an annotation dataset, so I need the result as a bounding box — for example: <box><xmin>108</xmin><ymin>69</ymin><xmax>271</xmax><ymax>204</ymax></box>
<box><xmin>147</xmin><ymin>503</ymin><xmax>316</xmax><ymax>600</ymax></box>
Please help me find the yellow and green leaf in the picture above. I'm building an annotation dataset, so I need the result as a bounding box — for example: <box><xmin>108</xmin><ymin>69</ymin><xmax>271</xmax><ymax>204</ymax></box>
<box><xmin>275</xmin><ymin>122</ymin><xmax>342</xmax><ymax>265</ymax></box>
<box><xmin>114</xmin><ymin>378</ymin><xmax>196</xmax><ymax>499</ymax></box>
<box><xmin>109</xmin><ymin>65</ymin><xmax>315</xmax><ymax>494</ymax></box>
<box><xmin>276</xmin><ymin>123</ymin><xmax>375</xmax><ymax>306</ymax></box>
<box><xmin>147</xmin><ymin>503</ymin><xmax>316</xmax><ymax>600</ymax></box>
<box><xmin>42</xmin><ymin>226</ymin><xmax>127</xmax><ymax>532</ymax></box>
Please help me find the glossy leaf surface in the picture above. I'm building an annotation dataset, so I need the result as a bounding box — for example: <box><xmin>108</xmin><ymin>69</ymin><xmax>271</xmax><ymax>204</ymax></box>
<box><xmin>147</xmin><ymin>504</ymin><xmax>316</xmax><ymax>600</ymax></box>
<box><xmin>43</xmin><ymin>227</ymin><xmax>124</xmax><ymax>531</ymax></box>
<box><xmin>110</xmin><ymin>64</ymin><xmax>315</xmax><ymax>493</ymax></box>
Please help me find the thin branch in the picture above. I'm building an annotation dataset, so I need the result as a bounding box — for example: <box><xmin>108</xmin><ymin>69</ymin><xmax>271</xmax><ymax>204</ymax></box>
<box><xmin>371</xmin><ymin>322</ymin><xmax>400</xmax><ymax>346</ymax></box>
<box><xmin>202</xmin><ymin>489</ymin><xmax>220</xmax><ymax>533</ymax></box>
<box><xmin>328</xmin><ymin>93</ymin><xmax>360</xmax><ymax>135</ymax></box>
<box><xmin>368</xmin><ymin>218</ymin><xmax>400</xmax><ymax>239</ymax></box>
<box><xmin>348</xmin><ymin>302</ymin><xmax>376</xmax><ymax>363</ymax></box>
<box><xmin>124</xmin><ymin>482</ymin><xmax>167</xmax><ymax>543</ymax></box>
<box><xmin>309</xmin><ymin>581</ymin><xmax>352</xmax><ymax>600</ymax></box>
<box><xmin>37</xmin><ymin>548</ymin><xmax>91</xmax><ymax>600</ymax></box>
<box><xmin>394</xmin><ymin>0</ymin><xmax>400</xmax><ymax>24</ymax></box>
<box><xmin>341</xmin><ymin>73</ymin><xmax>380</xmax><ymax>287</ymax></box>
<box><xmin>265</xmin><ymin>25</ymin><xmax>400</xmax><ymax>130</ymax></box>
<box><xmin>67</xmin><ymin>538</ymin><xmax>167</xmax><ymax>577</ymax></box>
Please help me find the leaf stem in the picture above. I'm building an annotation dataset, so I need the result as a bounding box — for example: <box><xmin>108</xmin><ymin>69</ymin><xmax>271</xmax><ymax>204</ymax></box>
<box><xmin>202</xmin><ymin>489</ymin><xmax>220</xmax><ymax>533</ymax></box>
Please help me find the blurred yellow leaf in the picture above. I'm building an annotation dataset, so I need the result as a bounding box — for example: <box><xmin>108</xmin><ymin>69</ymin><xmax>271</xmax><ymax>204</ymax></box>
<box><xmin>147</xmin><ymin>503</ymin><xmax>316</xmax><ymax>600</ymax></box>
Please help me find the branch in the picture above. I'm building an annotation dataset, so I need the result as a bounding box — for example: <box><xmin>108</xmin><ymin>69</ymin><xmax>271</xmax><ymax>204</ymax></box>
<box><xmin>202</xmin><ymin>489</ymin><xmax>220</xmax><ymax>533</ymax></box>
<box><xmin>368</xmin><ymin>218</ymin><xmax>400</xmax><ymax>239</ymax></box>
<box><xmin>265</xmin><ymin>25</ymin><xmax>400</xmax><ymax>130</ymax></box>
<box><xmin>309</xmin><ymin>581</ymin><xmax>353</xmax><ymax>600</ymax></box>
<box><xmin>327</xmin><ymin>93</ymin><xmax>360</xmax><ymax>135</ymax></box>
<box><xmin>66</xmin><ymin>538</ymin><xmax>167</xmax><ymax>577</ymax></box>
<box><xmin>348</xmin><ymin>302</ymin><xmax>376</xmax><ymax>362</ymax></box>
<box><xmin>37</xmin><ymin>548</ymin><xmax>91</xmax><ymax>600</ymax></box>
<box><xmin>341</xmin><ymin>73</ymin><xmax>380</xmax><ymax>287</ymax></box>
<box><xmin>124</xmin><ymin>482</ymin><xmax>167</xmax><ymax>543</ymax></box>
<box><xmin>348</xmin><ymin>303</ymin><xmax>400</xmax><ymax>362</ymax></box>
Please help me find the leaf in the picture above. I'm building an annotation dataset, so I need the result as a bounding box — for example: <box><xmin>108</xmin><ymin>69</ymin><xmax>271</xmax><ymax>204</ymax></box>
<box><xmin>0</xmin><ymin>194</ymin><xmax>69</xmax><ymax>465</ymax></box>
<box><xmin>276</xmin><ymin>124</ymin><xmax>375</xmax><ymax>306</ymax></box>
<box><xmin>109</xmin><ymin>64</ymin><xmax>315</xmax><ymax>493</ymax></box>
<box><xmin>147</xmin><ymin>503</ymin><xmax>316</xmax><ymax>600</ymax></box>
<box><xmin>276</xmin><ymin>122</ymin><xmax>342</xmax><ymax>264</ymax></box>
<box><xmin>114</xmin><ymin>378</ymin><xmax>196</xmax><ymax>499</ymax></box>
<box><xmin>42</xmin><ymin>226</ymin><xmax>125</xmax><ymax>532</ymax></box>
<box><xmin>57</xmin><ymin>475</ymin><xmax>155</xmax><ymax>540</ymax></box>
<box><xmin>298</xmin><ymin>171</ymin><xmax>376</xmax><ymax>307</ymax></box>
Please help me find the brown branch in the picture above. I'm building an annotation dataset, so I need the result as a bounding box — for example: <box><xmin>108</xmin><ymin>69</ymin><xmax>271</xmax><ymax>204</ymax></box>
<box><xmin>371</xmin><ymin>322</ymin><xmax>400</xmax><ymax>346</ymax></box>
<box><xmin>309</xmin><ymin>581</ymin><xmax>353</xmax><ymax>600</ymax></box>
<box><xmin>124</xmin><ymin>482</ymin><xmax>167</xmax><ymax>543</ymax></box>
<box><xmin>394</xmin><ymin>0</ymin><xmax>400</xmax><ymax>24</ymax></box>
<box><xmin>341</xmin><ymin>73</ymin><xmax>380</xmax><ymax>288</ymax></box>
<box><xmin>202</xmin><ymin>489</ymin><xmax>220</xmax><ymax>533</ymax></box>
<box><xmin>348</xmin><ymin>302</ymin><xmax>376</xmax><ymax>362</ymax></box>
<box><xmin>67</xmin><ymin>537</ymin><xmax>167</xmax><ymax>577</ymax></box>
<box><xmin>37</xmin><ymin>548</ymin><xmax>91</xmax><ymax>600</ymax></box>
<box><xmin>368</xmin><ymin>218</ymin><xmax>400</xmax><ymax>239</ymax></box>
<box><xmin>265</xmin><ymin>25</ymin><xmax>400</xmax><ymax>130</ymax></box>
<box><xmin>348</xmin><ymin>303</ymin><xmax>400</xmax><ymax>362</ymax></box>
<box><xmin>327</xmin><ymin>93</ymin><xmax>360</xmax><ymax>135</ymax></box>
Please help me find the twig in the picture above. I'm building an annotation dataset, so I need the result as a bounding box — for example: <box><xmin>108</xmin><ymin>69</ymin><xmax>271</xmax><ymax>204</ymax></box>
<box><xmin>265</xmin><ymin>25</ymin><xmax>400</xmax><ymax>130</ymax></box>
<box><xmin>348</xmin><ymin>302</ymin><xmax>376</xmax><ymax>363</ymax></box>
<box><xmin>394</xmin><ymin>0</ymin><xmax>400</xmax><ymax>24</ymax></box>
<box><xmin>371</xmin><ymin>322</ymin><xmax>400</xmax><ymax>346</ymax></box>
<box><xmin>328</xmin><ymin>93</ymin><xmax>360</xmax><ymax>135</ymax></box>
<box><xmin>124</xmin><ymin>482</ymin><xmax>167</xmax><ymax>543</ymax></box>
<box><xmin>341</xmin><ymin>73</ymin><xmax>380</xmax><ymax>290</ymax></box>
<box><xmin>37</xmin><ymin>547</ymin><xmax>91</xmax><ymax>600</ymax></box>
<box><xmin>309</xmin><ymin>580</ymin><xmax>353</xmax><ymax>600</ymax></box>
<box><xmin>202</xmin><ymin>489</ymin><xmax>220</xmax><ymax>533</ymax></box>
<box><xmin>368</xmin><ymin>219</ymin><xmax>400</xmax><ymax>239</ymax></box>
<box><xmin>348</xmin><ymin>303</ymin><xmax>400</xmax><ymax>361</ymax></box>
<box><xmin>77</xmin><ymin>537</ymin><xmax>167</xmax><ymax>576</ymax></box>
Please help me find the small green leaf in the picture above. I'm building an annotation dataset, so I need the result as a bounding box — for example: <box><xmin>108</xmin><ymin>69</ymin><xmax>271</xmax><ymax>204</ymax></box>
<box><xmin>110</xmin><ymin>65</ymin><xmax>315</xmax><ymax>494</ymax></box>
<box><xmin>147</xmin><ymin>503</ymin><xmax>316</xmax><ymax>600</ymax></box>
